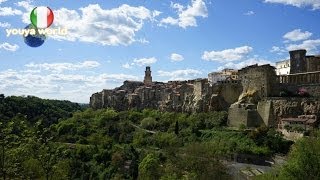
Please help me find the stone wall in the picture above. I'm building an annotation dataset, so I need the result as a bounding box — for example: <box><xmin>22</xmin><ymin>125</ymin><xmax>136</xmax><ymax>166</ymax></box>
<box><xmin>268</xmin><ymin>97</ymin><xmax>320</xmax><ymax>118</ymax></box>
<box><xmin>228</xmin><ymin>103</ymin><xmax>263</xmax><ymax>127</ymax></box>
<box><xmin>280</xmin><ymin>83</ymin><xmax>320</xmax><ymax>97</ymax></box>
<box><xmin>257</xmin><ymin>100</ymin><xmax>275</xmax><ymax>127</ymax></box>
<box><xmin>228</xmin><ymin>104</ymin><xmax>250</xmax><ymax>127</ymax></box>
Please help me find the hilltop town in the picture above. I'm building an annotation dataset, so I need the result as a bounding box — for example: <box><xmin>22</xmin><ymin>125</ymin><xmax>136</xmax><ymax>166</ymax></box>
<box><xmin>90</xmin><ymin>49</ymin><xmax>320</xmax><ymax>139</ymax></box>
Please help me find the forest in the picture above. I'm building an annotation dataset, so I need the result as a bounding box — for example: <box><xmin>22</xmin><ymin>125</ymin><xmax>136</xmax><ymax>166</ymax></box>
<box><xmin>0</xmin><ymin>94</ymin><xmax>319</xmax><ymax>179</ymax></box>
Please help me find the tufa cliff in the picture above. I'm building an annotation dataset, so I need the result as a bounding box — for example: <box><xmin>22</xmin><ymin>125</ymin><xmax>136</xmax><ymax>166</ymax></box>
<box><xmin>90</xmin><ymin>79</ymin><xmax>242</xmax><ymax>113</ymax></box>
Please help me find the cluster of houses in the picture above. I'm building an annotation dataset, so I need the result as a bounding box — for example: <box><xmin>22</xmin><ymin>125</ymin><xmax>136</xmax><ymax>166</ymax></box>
<box><xmin>208</xmin><ymin>49</ymin><xmax>320</xmax><ymax>140</ymax></box>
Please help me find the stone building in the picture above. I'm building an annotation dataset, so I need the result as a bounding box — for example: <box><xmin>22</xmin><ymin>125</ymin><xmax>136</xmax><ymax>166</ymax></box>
<box><xmin>238</xmin><ymin>64</ymin><xmax>277</xmax><ymax>101</ymax></box>
<box><xmin>278</xmin><ymin>115</ymin><xmax>318</xmax><ymax>140</ymax></box>
<box><xmin>90</xmin><ymin>69</ymin><xmax>242</xmax><ymax>112</ymax></box>
<box><xmin>275</xmin><ymin>59</ymin><xmax>290</xmax><ymax>75</ymax></box>
<box><xmin>278</xmin><ymin>115</ymin><xmax>318</xmax><ymax>132</ymax></box>
<box><xmin>208</xmin><ymin>68</ymin><xmax>238</xmax><ymax>85</ymax></box>
<box><xmin>277</xmin><ymin>50</ymin><xmax>320</xmax><ymax>84</ymax></box>
<box><xmin>144</xmin><ymin>66</ymin><xmax>152</xmax><ymax>86</ymax></box>
<box><xmin>275</xmin><ymin>49</ymin><xmax>320</xmax><ymax>76</ymax></box>
<box><xmin>288</xmin><ymin>49</ymin><xmax>320</xmax><ymax>74</ymax></box>
<box><xmin>228</xmin><ymin>64</ymin><xmax>278</xmax><ymax>128</ymax></box>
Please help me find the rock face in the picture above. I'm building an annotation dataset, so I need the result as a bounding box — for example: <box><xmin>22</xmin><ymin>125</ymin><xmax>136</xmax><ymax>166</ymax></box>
<box><xmin>90</xmin><ymin>80</ymin><xmax>242</xmax><ymax>113</ymax></box>
<box><xmin>270</xmin><ymin>97</ymin><xmax>320</xmax><ymax>118</ymax></box>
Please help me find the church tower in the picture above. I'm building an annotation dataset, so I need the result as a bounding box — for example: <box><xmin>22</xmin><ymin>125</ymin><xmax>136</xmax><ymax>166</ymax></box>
<box><xmin>144</xmin><ymin>66</ymin><xmax>152</xmax><ymax>86</ymax></box>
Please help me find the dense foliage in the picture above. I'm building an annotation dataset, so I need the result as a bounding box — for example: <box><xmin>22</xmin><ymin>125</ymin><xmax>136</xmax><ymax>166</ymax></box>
<box><xmin>0</xmin><ymin>94</ymin><xmax>82</xmax><ymax>126</ymax></box>
<box><xmin>0</xmin><ymin>95</ymin><xmax>298</xmax><ymax>179</ymax></box>
<box><xmin>257</xmin><ymin>131</ymin><xmax>320</xmax><ymax>180</ymax></box>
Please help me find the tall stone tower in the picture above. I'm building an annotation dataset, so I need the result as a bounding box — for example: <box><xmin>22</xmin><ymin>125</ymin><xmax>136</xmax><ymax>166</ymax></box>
<box><xmin>144</xmin><ymin>66</ymin><xmax>152</xmax><ymax>85</ymax></box>
<box><xmin>289</xmin><ymin>49</ymin><xmax>307</xmax><ymax>74</ymax></box>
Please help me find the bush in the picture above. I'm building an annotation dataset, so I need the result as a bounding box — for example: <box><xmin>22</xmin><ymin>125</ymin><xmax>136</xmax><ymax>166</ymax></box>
<box><xmin>153</xmin><ymin>132</ymin><xmax>179</xmax><ymax>148</ymax></box>
<box><xmin>239</xmin><ymin>123</ymin><xmax>246</xmax><ymax>130</ymax></box>
<box><xmin>140</xmin><ymin>117</ymin><xmax>158</xmax><ymax>130</ymax></box>
<box><xmin>97</xmin><ymin>109</ymin><xmax>119</xmax><ymax>127</ymax></box>
<box><xmin>138</xmin><ymin>153</ymin><xmax>160</xmax><ymax>180</ymax></box>
<box><xmin>58</xmin><ymin>122</ymin><xmax>76</xmax><ymax>135</ymax></box>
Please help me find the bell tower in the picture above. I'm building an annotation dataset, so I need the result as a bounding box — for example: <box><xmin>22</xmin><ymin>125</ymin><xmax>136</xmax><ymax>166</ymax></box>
<box><xmin>144</xmin><ymin>66</ymin><xmax>152</xmax><ymax>86</ymax></box>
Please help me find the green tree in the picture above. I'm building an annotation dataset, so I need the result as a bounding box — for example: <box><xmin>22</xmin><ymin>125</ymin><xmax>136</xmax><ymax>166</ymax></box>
<box><xmin>162</xmin><ymin>143</ymin><xmax>230</xmax><ymax>180</ymax></box>
<box><xmin>140</xmin><ymin>117</ymin><xmax>158</xmax><ymax>130</ymax></box>
<box><xmin>278</xmin><ymin>134</ymin><xmax>320</xmax><ymax>180</ymax></box>
<box><xmin>0</xmin><ymin>114</ymin><xmax>30</xmax><ymax>179</ymax></box>
<box><xmin>138</xmin><ymin>153</ymin><xmax>160</xmax><ymax>180</ymax></box>
<box><xmin>175</xmin><ymin>121</ymin><xmax>179</xmax><ymax>135</ymax></box>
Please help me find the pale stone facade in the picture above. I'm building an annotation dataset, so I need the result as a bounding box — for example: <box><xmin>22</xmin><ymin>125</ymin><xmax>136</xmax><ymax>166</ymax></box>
<box><xmin>275</xmin><ymin>60</ymin><xmax>290</xmax><ymax>75</ymax></box>
<box><xmin>208</xmin><ymin>68</ymin><xmax>238</xmax><ymax>85</ymax></box>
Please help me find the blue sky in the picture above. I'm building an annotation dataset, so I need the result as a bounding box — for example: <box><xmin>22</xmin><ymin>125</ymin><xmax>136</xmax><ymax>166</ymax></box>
<box><xmin>0</xmin><ymin>0</ymin><xmax>320</xmax><ymax>103</ymax></box>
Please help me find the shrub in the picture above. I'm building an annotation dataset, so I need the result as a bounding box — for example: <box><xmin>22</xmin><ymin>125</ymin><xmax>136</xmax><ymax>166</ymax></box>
<box><xmin>140</xmin><ymin>117</ymin><xmax>158</xmax><ymax>130</ymax></box>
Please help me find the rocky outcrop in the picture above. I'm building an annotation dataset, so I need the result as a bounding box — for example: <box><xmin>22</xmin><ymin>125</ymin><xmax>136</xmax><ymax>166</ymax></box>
<box><xmin>270</xmin><ymin>97</ymin><xmax>320</xmax><ymax>118</ymax></box>
<box><xmin>90</xmin><ymin>80</ymin><xmax>242</xmax><ymax>112</ymax></box>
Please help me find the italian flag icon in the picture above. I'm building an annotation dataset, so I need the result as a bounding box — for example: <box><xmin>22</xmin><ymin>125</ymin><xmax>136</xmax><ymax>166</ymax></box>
<box><xmin>30</xmin><ymin>6</ymin><xmax>54</xmax><ymax>29</ymax></box>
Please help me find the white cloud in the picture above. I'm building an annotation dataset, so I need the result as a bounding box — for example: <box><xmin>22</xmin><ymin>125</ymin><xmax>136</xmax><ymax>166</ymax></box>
<box><xmin>122</xmin><ymin>62</ymin><xmax>133</xmax><ymax>69</ymax></box>
<box><xmin>0</xmin><ymin>22</ymin><xmax>10</xmax><ymax>28</ymax></box>
<box><xmin>133</xmin><ymin>57</ymin><xmax>157</xmax><ymax>66</ymax></box>
<box><xmin>51</xmin><ymin>4</ymin><xmax>159</xmax><ymax>46</ymax></box>
<box><xmin>264</xmin><ymin>0</ymin><xmax>320</xmax><ymax>10</ymax></box>
<box><xmin>0</xmin><ymin>0</ymin><xmax>7</xmax><ymax>4</ymax></box>
<box><xmin>136</xmin><ymin>38</ymin><xmax>150</xmax><ymax>44</ymax></box>
<box><xmin>157</xmin><ymin>69</ymin><xmax>202</xmax><ymax>80</ymax></box>
<box><xmin>122</xmin><ymin>57</ymin><xmax>157</xmax><ymax>69</ymax></box>
<box><xmin>0</xmin><ymin>42</ymin><xmax>19</xmax><ymax>51</ymax></box>
<box><xmin>270</xmin><ymin>46</ymin><xmax>281</xmax><ymax>52</ymax></box>
<box><xmin>15</xmin><ymin>0</ymin><xmax>33</xmax><ymax>10</ymax></box>
<box><xmin>0</xmin><ymin>7</ymin><xmax>22</xmax><ymax>16</ymax></box>
<box><xmin>160</xmin><ymin>0</ymin><xmax>208</xmax><ymax>28</ymax></box>
<box><xmin>0</xmin><ymin>62</ymin><xmax>139</xmax><ymax>103</ymax></box>
<box><xmin>170</xmin><ymin>53</ymin><xmax>184</xmax><ymax>62</ymax></box>
<box><xmin>283</xmin><ymin>29</ymin><xmax>312</xmax><ymax>42</ymax></box>
<box><xmin>216</xmin><ymin>58</ymin><xmax>274</xmax><ymax>71</ymax></box>
<box><xmin>15</xmin><ymin>0</ymin><xmax>33</xmax><ymax>24</ymax></box>
<box><xmin>17</xmin><ymin>2</ymin><xmax>159</xmax><ymax>46</ymax></box>
<box><xmin>171</xmin><ymin>2</ymin><xmax>185</xmax><ymax>12</ymax></box>
<box><xmin>286</xmin><ymin>39</ymin><xmax>320</xmax><ymax>53</ymax></box>
<box><xmin>244</xmin><ymin>11</ymin><xmax>255</xmax><ymax>16</ymax></box>
<box><xmin>202</xmin><ymin>46</ymin><xmax>253</xmax><ymax>62</ymax></box>
<box><xmin>98</xmin><ymin>73</ymin><xmax>139</xmax><ymax>82</ymax></box>
<box><xmin>270</xmin><ymin>46</ymin><xmax>287</xmax><ymax>55</ymax></box>
<box><xmin>25</xmin><ymin>61</ymin><xmax>101</xmax><ymax>73</ymax></box>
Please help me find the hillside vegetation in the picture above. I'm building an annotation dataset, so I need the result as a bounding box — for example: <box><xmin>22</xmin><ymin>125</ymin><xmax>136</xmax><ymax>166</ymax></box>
<box><xmin>1</xmin><ymin>95</ymin><xmax>317</xmax><ymax>179</ymax></box>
